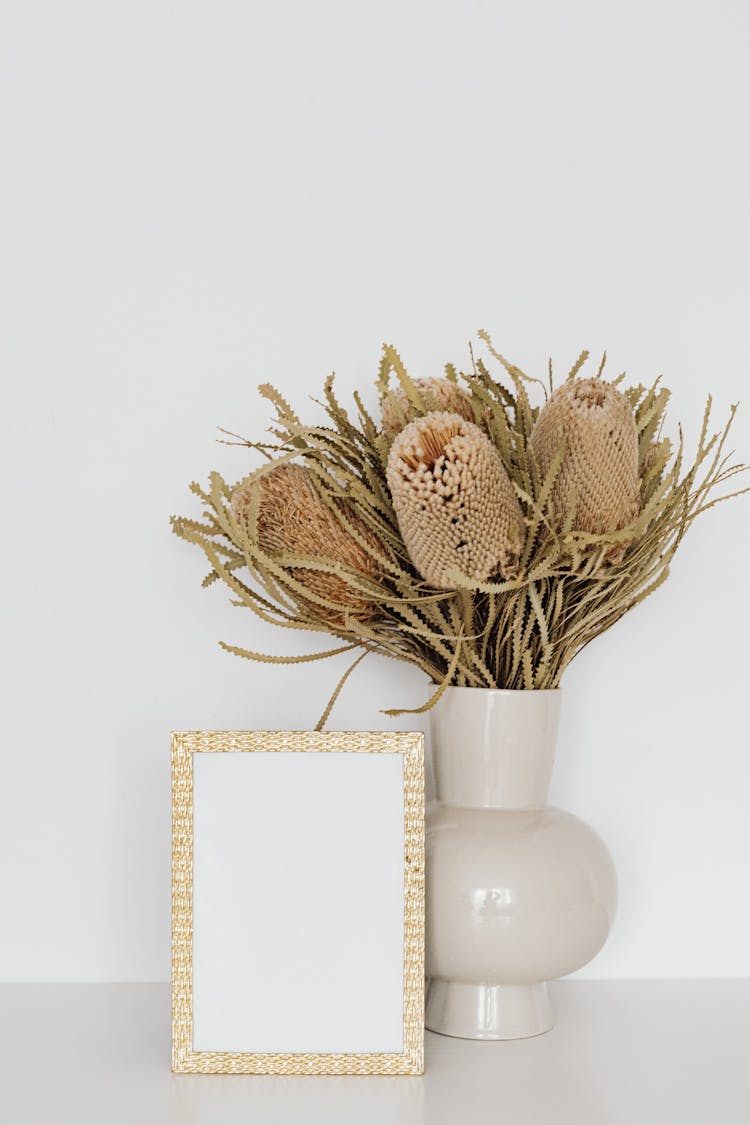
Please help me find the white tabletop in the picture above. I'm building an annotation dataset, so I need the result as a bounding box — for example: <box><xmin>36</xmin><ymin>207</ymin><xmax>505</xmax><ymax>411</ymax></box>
<box><xmin>2</xmin><ymin>982</ymin><xmax>748</xmax><ymax>1124</ymax></box>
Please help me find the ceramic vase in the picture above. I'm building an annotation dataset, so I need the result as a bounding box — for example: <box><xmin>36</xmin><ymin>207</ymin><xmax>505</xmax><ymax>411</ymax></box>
<box><xmin>425</xmin><ymin>686</ymin><xmax>617</xmax><ymax>1040</ymax></box>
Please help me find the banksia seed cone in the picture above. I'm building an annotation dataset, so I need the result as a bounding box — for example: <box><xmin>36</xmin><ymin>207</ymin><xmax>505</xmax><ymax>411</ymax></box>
<box><xmin>386</xmin><ymin>412</ymin><xmax>525</xmax><ymax>589</ymax></box>
<box><xmin>381</xmin><ymin>377</ymin><xmax>475</xmax><ymax>440</ymax></box>
<box><xmin>529</xmin><ymin>378</ymin><xmax>640</xmax><ymax>539</ymax></box>
<box><xmin>231</xmin><ymin>464</ymin><xmax>383</xmax><ymax>626</ymax></box>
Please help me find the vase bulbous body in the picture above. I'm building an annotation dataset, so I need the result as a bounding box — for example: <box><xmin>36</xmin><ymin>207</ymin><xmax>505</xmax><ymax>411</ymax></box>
<box><xmin>425</xmin><ymin>687</ymin><xmax>617</xmax><ymax>1040</ymax></box>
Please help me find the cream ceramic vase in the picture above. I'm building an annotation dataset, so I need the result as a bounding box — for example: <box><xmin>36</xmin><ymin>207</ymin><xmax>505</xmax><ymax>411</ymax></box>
<box><xmin>425</xmin><ymin>687</ymin><xmax>617</xmax><ymax>1040</ymax></box>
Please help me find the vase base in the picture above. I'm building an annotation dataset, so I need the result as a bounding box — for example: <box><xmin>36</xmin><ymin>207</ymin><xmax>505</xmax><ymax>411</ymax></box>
<box><xmin>425</xmin><ymin>979</ymin><xmax>553</xmax><ymax>1041</ymax></box>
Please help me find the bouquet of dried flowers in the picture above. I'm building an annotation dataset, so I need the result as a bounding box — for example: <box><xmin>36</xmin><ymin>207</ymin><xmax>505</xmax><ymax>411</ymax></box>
<box><xmin>171</xmin><ymin>333</ymin><xmax>748</xmax><ymax>726</ymax></box>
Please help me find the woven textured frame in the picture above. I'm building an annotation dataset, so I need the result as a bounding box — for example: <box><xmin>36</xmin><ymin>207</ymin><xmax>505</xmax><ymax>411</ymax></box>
<box><xmin>171</xmin><ymin>729</ymin><xmax>425</xmax><ymax>1075</ymax></box>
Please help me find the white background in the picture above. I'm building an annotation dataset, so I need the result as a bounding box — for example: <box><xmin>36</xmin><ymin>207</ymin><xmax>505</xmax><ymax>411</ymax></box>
<box><xmin>1</xmin><ymin>0</ymin><xmax>748</xmax><ymax>984</ymax></box>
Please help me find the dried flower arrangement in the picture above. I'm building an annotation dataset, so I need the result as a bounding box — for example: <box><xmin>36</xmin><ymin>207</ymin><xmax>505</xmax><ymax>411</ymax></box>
<box><xmin>171</xmin><ymin>333</ymin><xmax>748</xmax><ymax>726</ymax></box>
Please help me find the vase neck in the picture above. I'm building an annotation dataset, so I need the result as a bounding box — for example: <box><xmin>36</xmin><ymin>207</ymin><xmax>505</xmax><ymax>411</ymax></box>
<box><xmin>428</xmin><ymin>688</ymin><xmax>561</xmax><ymax>809</ymax></box>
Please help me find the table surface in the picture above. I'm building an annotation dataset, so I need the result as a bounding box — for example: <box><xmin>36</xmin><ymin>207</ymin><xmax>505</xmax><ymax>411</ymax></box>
<box><xmin>2</xmin><ymin>982</ymin><xmax>748</xmax><ymax>1124</ymax></box>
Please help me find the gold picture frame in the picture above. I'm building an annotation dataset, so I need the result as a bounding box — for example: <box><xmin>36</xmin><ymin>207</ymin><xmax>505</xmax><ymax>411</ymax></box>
<box><xmin>171</xmin><ymin>730</ymin><xmax>425</xmax><ymax>1075</ymax></box>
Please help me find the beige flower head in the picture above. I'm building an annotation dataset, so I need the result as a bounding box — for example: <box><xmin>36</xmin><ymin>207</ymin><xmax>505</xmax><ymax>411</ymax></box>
<box><xmin>386</xmin><ymin>412</ymin><xmax>525</xmax><ymax>589</ymax></box>
<box><xmin>529</xmin><ymin>378</ymin><xmax>640</xmax><ymax>540</ymax></box>
<box><xmin>381</xmin><ymin>377</ymin><xmax>476</xmax><ymax>440</ymax></box>
<box><xmin>231</xmin><ymin>463</ymin><xmax>383</xmax><ymax>626</ymax></box>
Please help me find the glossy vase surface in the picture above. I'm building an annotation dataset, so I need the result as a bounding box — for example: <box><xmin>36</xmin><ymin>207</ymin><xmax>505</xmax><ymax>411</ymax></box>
<box><xmin>425</xmin><ymin>687</ymin><xmax>617</xmax><ymax>1040</ymax></box>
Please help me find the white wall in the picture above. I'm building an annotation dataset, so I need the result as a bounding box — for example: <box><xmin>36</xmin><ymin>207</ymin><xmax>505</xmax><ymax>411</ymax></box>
<box><xmin>1</xmin><ymin>0</ymin><xmax>749</xmax><ymax>983</ymax></box>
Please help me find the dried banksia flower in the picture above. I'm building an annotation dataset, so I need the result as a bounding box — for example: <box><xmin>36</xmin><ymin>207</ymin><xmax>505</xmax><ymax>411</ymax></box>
<box><xmin>530</xmin><ymin>378</ymin><xmax>640</xmax><ymax>539</ymax></box>
<box><xmin>386</xmin><ymin>412</ymin><xmax>525</xmax><ymax>589</ymax></box>
<box><xmin>381</xmin><ymin>377</ymin><xmax>475</xmax><ymax>440</ymax></box>
<box><xmin>231</xmin><ymin>463</ymin><xmax>383</xmax><ymax>626</ymax></box>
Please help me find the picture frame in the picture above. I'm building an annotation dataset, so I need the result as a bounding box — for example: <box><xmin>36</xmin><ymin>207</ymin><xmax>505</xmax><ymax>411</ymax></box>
<box><xmin>171</xmin><ymin>730</ymin><xmax>425</xmax><ymax>1075</ymax></box>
